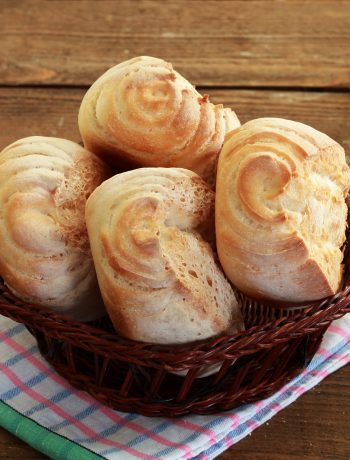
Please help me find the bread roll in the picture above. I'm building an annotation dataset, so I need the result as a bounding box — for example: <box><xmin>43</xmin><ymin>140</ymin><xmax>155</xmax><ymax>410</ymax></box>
<box><xmin>78</xmin><ymin>56</ymin><xmax>240</xmax><ymax>184</ymax></box>
<box><xmin>216</xmin><ymin>118</ymin><xmax>350</xmax><ymax>303</ymax></box>
<box><xmin>85</xmin><ymin>167</ymin><xmax>243</xmax><ymax>344</ymax></box>
<box><xmin>0</xmin><ymin>136</ymin><xmax>111</xmax><ymax>320</ymax></box>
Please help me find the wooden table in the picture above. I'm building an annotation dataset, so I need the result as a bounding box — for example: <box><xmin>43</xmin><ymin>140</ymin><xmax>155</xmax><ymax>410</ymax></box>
<box><xmin>0</xmin><ymin>1</ymin><xmax>349</xmax><ymax>458</ymax></box>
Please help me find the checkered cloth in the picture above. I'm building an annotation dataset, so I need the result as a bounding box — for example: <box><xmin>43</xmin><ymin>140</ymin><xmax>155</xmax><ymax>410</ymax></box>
<box><xmin>0</xmin><ymin>315</ymin><xmax>349</xmax><ymax>460</ymax></box>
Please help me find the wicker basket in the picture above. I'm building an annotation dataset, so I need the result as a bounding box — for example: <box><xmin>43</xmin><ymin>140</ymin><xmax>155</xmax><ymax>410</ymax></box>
<box><xmin>1</xmin><ymin>242</ymin><xmax>350</xmax><ymax>417</ymax></box>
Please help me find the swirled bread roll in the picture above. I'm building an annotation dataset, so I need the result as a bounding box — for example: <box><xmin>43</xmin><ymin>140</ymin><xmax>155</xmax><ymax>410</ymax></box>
<box><xmin>78</xmin><ymin>56</ymin><xmax>240</xmax><ymax>184</ymax></box>
<box><xmin>0</xmin><ymin>136</ymin><xmax>111</xmax><ymax>320</ymax></box>
<box><xmin>216</xmin><ymin>118</ymin><xmax>350</xmax><ymax>303</ymax></box>
<box><xmin>86</xmin><ymin>167</ymin><xmax>243</xmax><ymax>344</ymax></box>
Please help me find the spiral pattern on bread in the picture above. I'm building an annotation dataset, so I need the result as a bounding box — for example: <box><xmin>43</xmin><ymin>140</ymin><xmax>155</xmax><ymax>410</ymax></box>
<box><xmin>0</xmin><ymin>136</ymin><xmax>110</xmax><ymax>320</ymax></box>
<box><xmin>86</xmin><ymin>167</ymin><xmax>243</xmax><ymax>344</ymax></box>
<box><xmin>216</xmin><ymin>118</ymin><xmax>350</xmax><ymax>303</ymax></box>
<box><xmin>78</xmin><ymin>56</ymin><xmax>240</xmax><ymax>184</ymax></box>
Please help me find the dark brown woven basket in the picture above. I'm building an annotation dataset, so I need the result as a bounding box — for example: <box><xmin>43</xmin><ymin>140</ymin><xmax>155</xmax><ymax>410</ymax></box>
<box><xmin>1</xmin><ymin>241</ymin><xmax>350</xmax><ymax>417</ymax></box>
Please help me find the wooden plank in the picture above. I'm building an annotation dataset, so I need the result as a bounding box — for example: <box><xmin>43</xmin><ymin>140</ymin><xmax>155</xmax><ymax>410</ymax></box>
<box><xmin>0</xmin><ymin>427</ymin><xmax>47</xmax><ymax>459</ymax></box>
<box><xmin>0</xmin><ymin>87</ymin><xmax>349</xmax><ymax>160</ymax></box>
<box><xmin>211</xmin><ymin>89</ymin><xmax>350</xmax><ymax>156</ymax></box>
<box><xmin>1</xmin><ymin>0</ymin><xmax>350</xmax><ymax>87</ymax></box>
<box><xmin>221</xmin><ymin>364</ymin><xmax>350</xmax><ymax>459</ymax></box>
<box><xmin>1</xmin><ymin>364</ymin><xmax>349</xmax><ymax>459</ymax></box>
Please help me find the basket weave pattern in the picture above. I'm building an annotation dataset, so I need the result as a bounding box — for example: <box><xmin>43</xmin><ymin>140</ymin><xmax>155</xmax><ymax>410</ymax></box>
<box><xmin>1</xmin><ymin>245</ymin><xmax>350</xmax><ymax>416</ymax></box>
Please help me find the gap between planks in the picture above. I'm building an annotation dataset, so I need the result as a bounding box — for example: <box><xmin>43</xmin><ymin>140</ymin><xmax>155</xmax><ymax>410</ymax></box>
<box><xmin>0</xmin><ymin>84</ymin><xmax>350</xmax><ymax>95</ymax></box>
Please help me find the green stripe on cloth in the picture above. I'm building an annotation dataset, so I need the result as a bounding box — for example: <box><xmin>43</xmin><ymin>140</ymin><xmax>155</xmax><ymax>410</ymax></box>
<box><xmin>0</xmin><ymin>401</ymin><xmax>103</xmax><ymax>460</ymax></box>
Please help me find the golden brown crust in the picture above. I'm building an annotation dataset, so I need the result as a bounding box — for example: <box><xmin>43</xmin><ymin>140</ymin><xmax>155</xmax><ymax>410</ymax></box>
<box><xmin>216</xmin><ymin>118</ymin><xmax>350</xmax><ymax>303</ymax></box>
<box><xmin>0</xmin><ymin>136</ymin><xmax>111</xmax><ymax>320</ymax></box>
<box><xmin>78</xmin><ymin>56</ymin><xmax>240</xmax><ymax>184</ymax></box>
<box><xmin>86</xmin><ymin>167</ymin><xmax>244</xmax><ymax>344</ymax></box>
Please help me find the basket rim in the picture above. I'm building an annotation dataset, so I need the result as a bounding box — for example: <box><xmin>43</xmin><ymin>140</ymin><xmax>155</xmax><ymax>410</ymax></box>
<box><xmin>1</xmin><ymin>276</ymin><xmax>349</xmax><ymax>366</ymax></box>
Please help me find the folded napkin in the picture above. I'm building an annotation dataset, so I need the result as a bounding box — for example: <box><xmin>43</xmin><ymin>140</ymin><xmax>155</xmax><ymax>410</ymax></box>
<box><xmin>0</xmin><ymin>314</ymin><xmax>349</xmax><ymax>460</ymax></box>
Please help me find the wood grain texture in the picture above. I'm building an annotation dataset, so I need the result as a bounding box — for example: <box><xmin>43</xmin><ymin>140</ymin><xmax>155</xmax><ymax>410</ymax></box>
<box><xmin>0</xmin><ymin>428</ymin><xmax>47</xmax><ymax>459</ymax></box>
<box><xmin>220</xmin><ymin>364</ymin><xmax>350</xmax><ymax>460</ymax></box>
<box><xmin>1</xmin><ymin>364</ymin><xmax>349</xmax><ymax>459</ymax></box>
<box><xmin>1</xmin><ymin>0</ymin><xmax>350</xmax><ymax>88</ymax></box>
<box><xmin>0</xmin><ymin>87</ymin><xmax>349</xmax><ymax>159</ymax></box>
